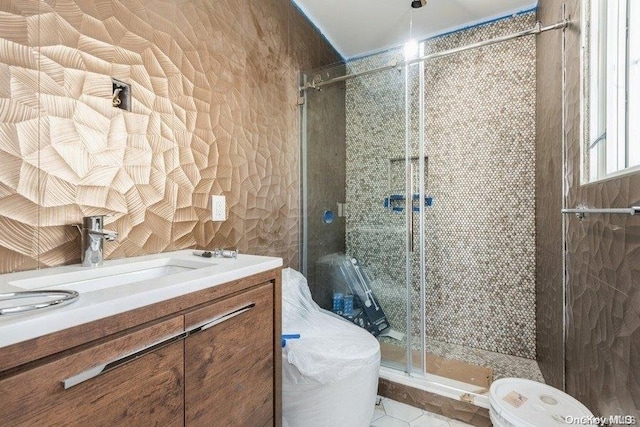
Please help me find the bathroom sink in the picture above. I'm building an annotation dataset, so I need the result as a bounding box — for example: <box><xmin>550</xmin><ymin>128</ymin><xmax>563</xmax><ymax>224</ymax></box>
<box><xmin>9</xmin><ymin>258</ymin><xmax>214</xmax><ymax>294</ymax></box>
<box><xmin>0</xmin><ymin>250</ymin><xmax>283</xmax><ymax>349</ymax></box>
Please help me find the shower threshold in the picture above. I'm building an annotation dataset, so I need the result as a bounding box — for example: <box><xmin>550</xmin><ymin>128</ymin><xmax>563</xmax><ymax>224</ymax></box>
<box><xmin>377</xmin><ymin>339</ymin><xmax>546</xmax><ymax>423</ymax></box>
<box><xmin>380</xmin><ymin>342</ymin><xmax>493</xmax><ymax>388</ymax></box>
<box><xmin>379</xmin><ymin>337</ymin><xmax>544</xmax><ymax>384</ymax></box>
<box><xmin>378</xmin><ymin>366</ymin><xmax>491</xmax><ymax>409</ymax></box>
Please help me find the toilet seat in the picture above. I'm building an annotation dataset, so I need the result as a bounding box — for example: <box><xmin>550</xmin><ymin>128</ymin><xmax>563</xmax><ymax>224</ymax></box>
<box><xmin>489</xmin><ymin>378</ymin><xmax>594</xmax><ymax>427</ymax></box>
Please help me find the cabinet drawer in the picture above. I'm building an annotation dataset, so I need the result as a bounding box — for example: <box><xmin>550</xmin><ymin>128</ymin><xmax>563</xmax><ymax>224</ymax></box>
<box><xmin>0</xmin><ymin>316</ymin><xmax>185</xmax><ymax>427</ymax></box>
<box><xmin>185</xmin><ymin>282</ymin><xmax>275</xmax><ymax>426</ymax></box>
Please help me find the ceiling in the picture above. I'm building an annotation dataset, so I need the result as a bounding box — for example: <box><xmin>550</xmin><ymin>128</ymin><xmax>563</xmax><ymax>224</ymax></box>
<box><xmin>292</xmin><ymin>0</ymin><xmax>538</xmax><ymax>59</ymax></box>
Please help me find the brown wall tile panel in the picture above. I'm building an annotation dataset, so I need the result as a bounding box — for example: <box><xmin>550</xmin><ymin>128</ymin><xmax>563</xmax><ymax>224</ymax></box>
<box><xmin>303</xmin><ymin>79</ymin><xmax>347</xmax><ymax>309</ymax></box>
<box><xmin>538</xmin><ymin>0</ymin><xmax>640</xmax><ymax>417</ymax></box>
<box><xmin>0</xmin><ymin>0</ymin><xmax>341</xmax><ymax>273</ymax></box>
<box><xmin>535</xmin><ymin>0</ymin><xmax>566</xmax><ymax>389</ymax></box>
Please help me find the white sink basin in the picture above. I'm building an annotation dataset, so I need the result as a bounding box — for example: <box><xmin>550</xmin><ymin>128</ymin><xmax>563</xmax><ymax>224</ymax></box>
<box><xmin>0</xmin><ymin>250</ymin><xmax>283</xmax><ymax>349</ymax></box>
<box><xmin>9</xmin><ymin>258</ymin><xmax>214</xmax><ymax>294</ymax></box>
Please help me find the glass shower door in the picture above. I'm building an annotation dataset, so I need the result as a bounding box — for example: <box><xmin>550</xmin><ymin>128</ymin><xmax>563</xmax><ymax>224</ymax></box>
<box><xmin>341</xmin><ymin>47</ymin><xmax>426</xmax><ymax>375</ymax></box>
<box><xmin>300</xmin><ymin>43</ymin><xmax>427</xmax><ymax>376</ymax></box>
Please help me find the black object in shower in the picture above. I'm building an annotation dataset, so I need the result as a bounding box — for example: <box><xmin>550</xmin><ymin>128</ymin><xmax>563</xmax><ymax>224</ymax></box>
<box><xmin>316</xmin><ymin>253</ymin><xmax>390</xmax><ymax>336</ymax></box>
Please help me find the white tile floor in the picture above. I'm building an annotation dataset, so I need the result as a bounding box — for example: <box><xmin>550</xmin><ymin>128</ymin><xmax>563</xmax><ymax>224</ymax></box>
<box><xmin>371</xmin><ymin>397</ymin><xmax>474</xmax><ymax>427</ymax></box>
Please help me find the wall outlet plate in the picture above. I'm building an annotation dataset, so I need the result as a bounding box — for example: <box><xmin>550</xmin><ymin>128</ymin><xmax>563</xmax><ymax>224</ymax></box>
<box><xmin>211</xmin><ymin>195</ymin><xmax>226</xmax><ymax>221</ymax></box>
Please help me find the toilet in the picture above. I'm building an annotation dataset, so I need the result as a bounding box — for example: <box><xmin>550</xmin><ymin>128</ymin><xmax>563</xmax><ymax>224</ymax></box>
<box><xmin>281</xmin><ymin>268</ymin><xmax>380</xmax><ymax>427</ymax></box>
<box><xmin>489</xmin><ymin>378</ymin><xmax>594</xmax><ymax>426</ymax></box>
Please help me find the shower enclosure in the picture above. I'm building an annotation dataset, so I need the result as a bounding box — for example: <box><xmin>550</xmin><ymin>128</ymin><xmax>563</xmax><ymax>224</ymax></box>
<box><xmin>300</xmin><ymin>11</ymin><xmax>555</xmax><ymax>393</ymax></box>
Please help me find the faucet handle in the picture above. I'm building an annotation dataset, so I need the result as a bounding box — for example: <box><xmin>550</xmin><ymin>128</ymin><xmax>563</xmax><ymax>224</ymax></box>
<box><xmin>82</xmin><ymin>215</ymin><xmax>108</xmax><ymax>230</ymax></box>
<box><xmin>102</xmin><ymin>230</ymin><xmax>118</xmax><ymax>242</ymax></box>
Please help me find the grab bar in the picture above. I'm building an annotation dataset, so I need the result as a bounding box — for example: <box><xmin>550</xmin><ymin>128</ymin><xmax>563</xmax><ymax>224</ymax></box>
<box><xmin>562</xmin><ymin>206</ymin><xmax>640</xmax><ymax>220</ymax></box>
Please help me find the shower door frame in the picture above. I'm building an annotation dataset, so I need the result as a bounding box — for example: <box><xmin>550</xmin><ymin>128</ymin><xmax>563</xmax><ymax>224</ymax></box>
<box><xmin>401</xmin><ymin>44</ymin><xmax>428</xmax><ymax>377</ymax></box>
<box><xmin>298</xmin><ymin>55</ymin><xmax>430</xmax><ymax>377</ymax></box>
<box><xmin>299</xmin><ymin>13</ymin><xmax>570</xmax><ymax>397</ymax></box>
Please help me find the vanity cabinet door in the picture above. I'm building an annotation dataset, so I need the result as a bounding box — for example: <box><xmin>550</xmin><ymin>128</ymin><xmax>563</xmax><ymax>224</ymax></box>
<box><xmin>0</xmin><ymin>316</ymin><xmax>185</xmax><ymax>427</ymax></box>
<box><xmin>185</xmin><ymin>282</ymin><xmax>275</xmax><ymax>426</ymax></box>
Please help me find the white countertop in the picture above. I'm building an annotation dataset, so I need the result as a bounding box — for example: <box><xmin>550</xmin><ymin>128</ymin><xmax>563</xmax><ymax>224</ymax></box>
<box><xmin>0</xmin><ymin>250</ymin><xmax>282</xmax><ymax>349</ymax></box>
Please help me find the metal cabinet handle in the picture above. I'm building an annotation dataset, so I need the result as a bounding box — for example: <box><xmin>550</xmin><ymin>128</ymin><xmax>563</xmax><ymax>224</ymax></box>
<box><xmin>188</xmin><ymin>303</ymin><xmax>256</xmax><ymax>335</ymax></box>
<box><xmin>62</xmin><ymin>330</ymin><xmax>188</xmax><ymax>390</ymax></box>
<box><xmin>62</xmin><ymin>302</ymin><xmax>256</xmax><ymax>389</ymax></box>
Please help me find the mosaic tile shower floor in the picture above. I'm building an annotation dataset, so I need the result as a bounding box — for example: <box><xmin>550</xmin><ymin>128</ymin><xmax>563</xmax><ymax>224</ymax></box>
<box><xmin>371</xmin><ymin>397</ymin><xmax>472</xmax><ymax>427</ymax></box>
<box><xmin>380</xmin><ymin>336</ymin><xmax>544</xmax><ymax>383</ymax></box>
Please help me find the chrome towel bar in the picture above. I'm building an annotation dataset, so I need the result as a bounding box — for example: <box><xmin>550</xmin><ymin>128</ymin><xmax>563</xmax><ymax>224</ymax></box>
<box><xmin>562</xmin><ymin>206</ymin><xmax>640</xmax><ymax>220</ymax></box>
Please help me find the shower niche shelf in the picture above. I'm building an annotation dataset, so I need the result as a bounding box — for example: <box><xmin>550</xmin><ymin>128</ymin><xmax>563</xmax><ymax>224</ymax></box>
<box><xmin>384</xmin><ymin>156</ymin><xmax>431</xmax><ymax>213</ymax></box>
<box><xmin>383</xmin><ymin>194</ymin><xmax>433</xmax><ymax>212</ymax></box>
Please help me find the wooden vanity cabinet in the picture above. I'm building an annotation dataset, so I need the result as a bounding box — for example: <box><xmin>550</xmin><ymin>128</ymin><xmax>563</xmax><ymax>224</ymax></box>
<box><xmin>0</xmin><ymin>269</ymin><xmax>282</xmax><ymax>427</ymax></box>
<box><xmin>185</xmin><ymin>282</ymin><xmax>275</xmax><ymax>426</ymax></box>
<box><xmin>0</xmin><ymin>316</ymin><xmax>185</xmax><ymax>427</ymax></box>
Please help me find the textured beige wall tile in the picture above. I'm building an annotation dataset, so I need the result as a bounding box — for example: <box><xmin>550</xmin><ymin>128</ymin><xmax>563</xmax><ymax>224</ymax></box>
<box><xmin>0</xmin><ymin>0</ymin><xmax>340</xmax><ymax>272</ymax></box>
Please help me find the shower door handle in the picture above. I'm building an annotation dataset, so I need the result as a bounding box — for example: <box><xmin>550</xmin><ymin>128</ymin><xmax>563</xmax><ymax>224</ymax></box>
<box><xmin>407</xmin><ymin>163</ymin><xmax>414</xmax><ymax>253</ymax></box>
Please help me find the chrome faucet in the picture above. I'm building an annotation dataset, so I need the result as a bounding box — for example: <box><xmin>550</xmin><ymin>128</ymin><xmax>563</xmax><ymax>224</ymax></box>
<box><xmin>77</xmin><ymin>216</ymin><xmax>118</xmax><ymax>267</ymax></box>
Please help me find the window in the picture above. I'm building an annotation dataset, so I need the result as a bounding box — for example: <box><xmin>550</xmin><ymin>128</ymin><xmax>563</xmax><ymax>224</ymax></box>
<box><xmin>583</xmin><ymin>0</ymin><xmax>640</xmax><ymax>182</ymax></box>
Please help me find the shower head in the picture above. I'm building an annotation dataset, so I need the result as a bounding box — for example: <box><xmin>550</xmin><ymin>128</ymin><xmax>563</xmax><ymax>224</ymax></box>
<box><xmin>411</xmin><ymin>0</ymin><xmax>426</xmax><ymax>8</ymax></box>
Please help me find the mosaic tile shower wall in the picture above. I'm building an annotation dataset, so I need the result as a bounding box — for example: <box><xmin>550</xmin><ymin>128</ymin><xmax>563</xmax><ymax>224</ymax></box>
<box><xmin>0</xmin><ymin>0</ymin><xmax>340</xmax><ymax>273</ymax></box>
<box><xmin>345</xmin><ymin>13</ymin><xmax>537</xmax><ymax>358</ymax></box>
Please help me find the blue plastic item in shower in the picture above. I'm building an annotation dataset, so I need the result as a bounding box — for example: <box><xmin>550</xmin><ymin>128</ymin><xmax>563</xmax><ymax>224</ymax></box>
<box><xmin>383</xmin><ymin>194</ymin><xmax>433</xmax><ymax>212</ymax></box>
<box><xmin>281</xmin><ymin>334</ymin><xmax>301</xmax><ymax>347</ymax></box>
<box><xmin>323</xmin><ymin>210</ymin><xmax>335</xmax><ymax>224</ymax></box>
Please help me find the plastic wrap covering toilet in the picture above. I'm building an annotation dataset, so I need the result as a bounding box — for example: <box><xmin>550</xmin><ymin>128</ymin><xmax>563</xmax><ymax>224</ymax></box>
<box><xmin>281</xmin><ymin>268</ymin><xmax>381</xmax><ymax>427</ymax></box>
